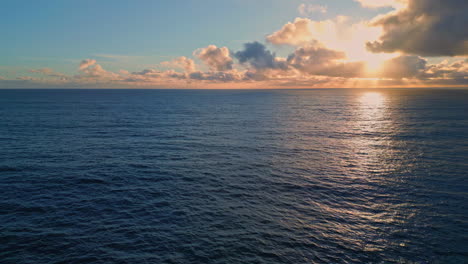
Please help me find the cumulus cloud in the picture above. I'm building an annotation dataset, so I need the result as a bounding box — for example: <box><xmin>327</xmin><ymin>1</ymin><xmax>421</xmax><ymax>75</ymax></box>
<box><xmin>235</xmin><ymin>42</ymin><xmax>287</xmax><ymax>70</ymax></box>
<box><xmin>373</xmin><ymin>56</ymin><xmax>468</xmax><ymax>83</ymax></box>
<box><xmin>5</xmin><ymin>5</ymin><xmax>467</xmax><ymax>89</ymax></box>
<box><xmin>287</xmin><ymin>44</ymin><xmax>366</xmax><ymax>77</ymax></box>
<box><xmin>267</xmin><ymin>18</ymin><xmax>314</xmax><ymax>46</ymax></box>
<box><xmin>379</xmin><ymin>55</ymin><xmax>427</xmax><ymax>78</ymax></box>
<box><xmin>81</xmin><ymin>64</ymin><xmax>110</xmax><ymax>78</ymax></box>
<box><xmin>79</xmin><ymin>59</ymin><xmax>97</xmax><ymax>70</ymax></box>
<box><xmin>194</xmin><ymin>45</ymin><xmax>233</xmax><ymax>71</ymax></box>
<box><xmin>161</xmin><ymin>56</ymin><xmax>196</xmax><ymax>73</ymax></box>
<box><xmin>367</xmin><ymin>0</ymin><xmax>468</xmax><ymax>56</ymax></box>
<box><xmin>76</xmin><ymin>59</ymin><xmax>120</xmax><ymax>80</ymax></box>
<box><xmin>422</xmin><ymin>59</ymin><xmax>468</xmax><ymax>80</ymax></box>
<box><xmin>266</xmin><ymin>16</ymin><xmax>387</xmax><ymax>65</ymax></box>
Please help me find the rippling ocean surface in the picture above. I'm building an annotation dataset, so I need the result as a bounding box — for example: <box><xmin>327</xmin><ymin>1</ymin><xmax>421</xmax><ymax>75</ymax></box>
<box><xmin>0</xmin><ymin>89</ymin><xmax>467</xmax><ymax>264</ymax></box>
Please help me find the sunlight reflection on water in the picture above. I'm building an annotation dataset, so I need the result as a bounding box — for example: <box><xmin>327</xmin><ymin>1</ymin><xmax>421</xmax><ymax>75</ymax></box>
<box><xmin>359</xmin><ymin>92</ymin><xmax>385</xmax><ymax>108</ymax></box>
<box><xmin>1</xmin><ymin>89</ymin><xmax>467</xmax><ymax>263</ymax></box>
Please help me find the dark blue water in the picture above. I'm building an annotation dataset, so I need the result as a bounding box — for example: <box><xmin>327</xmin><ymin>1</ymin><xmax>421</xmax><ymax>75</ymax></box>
<box><xmin>0</xmin><ymin>89</ymin><xmax>467</xmax><ymax>264</ymax></box>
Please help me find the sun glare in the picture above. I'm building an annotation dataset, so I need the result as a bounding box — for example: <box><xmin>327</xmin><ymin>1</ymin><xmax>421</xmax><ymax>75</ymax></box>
<box><xmin>362</xmin><ymin>52</ymin><xmax>396</xmax><ymax>76</ymax></box>
<box><xmin>360</xmin><ymin>92</ymin><xmax>384</xmax><ymax>107</ymax></box>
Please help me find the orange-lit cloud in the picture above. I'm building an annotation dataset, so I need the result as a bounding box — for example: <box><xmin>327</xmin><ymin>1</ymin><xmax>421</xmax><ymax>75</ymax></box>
<box><xmin>194</xmin><ymin>45</ymin><xmax>234</xmax><ymax>71</ymax></box>
<box><xmin>79</xmin><ymin>59</ymin><xmax>97</xmax><ymax>70</ymax></box>
<box><xmin>161</xmin><ymin>56</ymin><xmax>196</xmax><ymax>73</ymax></box>
<box><xmin>267</xmin><ymin>18</ymin><xmax>314</xmax><ymax>46</ymax></box>
<box><xmin>1</xmin><ymin>1</ymin><xmax>466</xmax><ymax>89</ymax></box>
<box><xmin>354</xmin><ymin>0</ymin><xmax>405</xmax><ymax>9</ymax></box>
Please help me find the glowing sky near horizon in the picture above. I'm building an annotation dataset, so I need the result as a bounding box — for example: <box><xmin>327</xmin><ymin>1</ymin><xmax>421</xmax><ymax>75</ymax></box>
<box><xmin>0</xmin><ymin>0</ymin><xmax>467</xmax><ymax>88</ymax></box>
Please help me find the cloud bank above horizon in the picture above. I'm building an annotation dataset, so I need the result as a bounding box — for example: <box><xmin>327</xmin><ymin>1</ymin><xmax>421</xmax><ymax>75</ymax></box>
<box><xmin>1</xmin><ymin>0</ymin><xmax>467</xmax><ymax>88</ymax></box>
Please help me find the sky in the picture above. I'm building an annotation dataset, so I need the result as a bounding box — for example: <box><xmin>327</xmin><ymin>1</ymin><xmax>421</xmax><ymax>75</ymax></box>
<box><xmin>0</xmin><ymin>0</ymin><xmax>467</xmax><ymax>88</ymax></box>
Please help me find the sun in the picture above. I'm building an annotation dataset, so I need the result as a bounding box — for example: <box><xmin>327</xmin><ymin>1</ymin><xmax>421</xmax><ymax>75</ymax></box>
<box><xmin>362</xmin><ymin>52</ymin><xmax>396</xmax><ymax>76</ymax></box>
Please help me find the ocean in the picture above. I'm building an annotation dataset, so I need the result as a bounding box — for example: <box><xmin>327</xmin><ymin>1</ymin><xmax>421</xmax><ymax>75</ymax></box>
<box><xmin>0</xmin><ymin>88</ymin><xmax>467</xmax><ymax>263</ymax></box>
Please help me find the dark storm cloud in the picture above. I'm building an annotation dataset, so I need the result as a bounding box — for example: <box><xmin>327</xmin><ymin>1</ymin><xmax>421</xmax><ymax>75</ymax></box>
<box><xmin>234</xmin><ymin>42</ymin><xmax>287</xmax><ymax>70</ymax></box>
<box><xmin>367</xmin><ymin>0</ymin><xmax>468</xmax><ymax>56</ymax></box>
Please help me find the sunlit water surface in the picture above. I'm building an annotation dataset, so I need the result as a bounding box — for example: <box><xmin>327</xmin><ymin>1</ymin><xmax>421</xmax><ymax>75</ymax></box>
<box><xmin>0</xmin><ymin>89</ymin><xmax>467</xmax><ymax>263</ymax></box>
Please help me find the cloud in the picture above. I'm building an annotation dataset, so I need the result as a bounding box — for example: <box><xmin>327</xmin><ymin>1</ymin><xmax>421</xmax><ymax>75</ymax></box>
<box><xmin>267</xmin><ymin>18</ymin><xmax>314</xmax><ymax>46</ymax></box>
<box><xmin>266</xmin><ymin>17</ymin><xmax>388</xmax><ymax>65</ymax></box>
<box><xmin>298</xmin><ymin>4</ymin><xmax>327</xmax><ymax>16</ymax></box>
<box><xmin>287</xmin><ymin>44</ymin><xmax>366</xmax><ymax>77</ymax></box>
<box><xmin>422</xmin><ymin>59</ymin><xmax>468</xmax><ymax>80</ymax></box>
<box><xmin>29</xmin><ymin>68</ymin><xmax>55</xmax><ymax>74</ymax></box>
<box><xmin>379</xmin><ymin>55</ymin><xmax>427</xmax><ymax>78</ymax></box>
<box><xmin>235</xmin><ymin>39</ymin><xmax>366</xmax><ymax>79</ymax></box>
<box><xmin>132</xmin><ymin>69</ymin><xmax>164</xmax><ymax>78</ymax></box>
<box><xmin>3</xmin><ymin>6</ymin><xmax>467</xmax><ymax>90</ymax></box>
<box><xmin>373</xmin><ymin>56</ymin><xmax>468</xmax><ymax>83</ymax></box>
<box><xmin>161</xmin><ymin>56</ymin><xmax>196</xmax><ymax>73</ymax></box>
<box><xmin>189</xmin><ymin>71</ymin><xmax>243</xmax><ymax>82</ymax></box>
<box><xmin>125</xmin><ymin>68</ymin><xmax>188</xmax><ymax>83</ymax></box>
<box><xmin>76</xmin><ymin>59</ymin><xmax>120</xmax><ymax>80</ymax></box>
<box><xmin>16</xmin><ymin>76</ymin><xmax>36</xmax><ymax>81</ymax></box>
<box><xmin>235</xmin><ymin>42</ymin><xmax>287</xmax><ymax>70</ymax></box>
<box><xmin>80</xmin><ymin>64</ymin><xmax>109</xmax><ymax>78</ymax></box>
<box><xmin>354</xmin><ymin>0</ymin><xmax>405</xmax><ymax>8</ymax></box>
<box><xmin>79</xmin><ymin>59</ymin><xmax>97</xmax><ymax>70</ymax></box>
<box><xmin>367</xmin><ymin>0</ymin><xmax>468</xmax><ymax>56</ymax></box>
<box><xmin>119</xmin><ymin>69</ymin><xmax>130</xmax><ymax>75</ymax></box>
<box><xmin>29</xmin><ymin>68</ymin><xmax>66</xmax><ymax>78</ymax></box>
<box><xmin>194</xmin><ymin>45</ymin><xmax>233</xmax><ymax>71</ymax></box>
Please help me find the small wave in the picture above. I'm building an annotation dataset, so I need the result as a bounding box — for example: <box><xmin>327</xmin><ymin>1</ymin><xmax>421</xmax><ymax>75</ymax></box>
<box><xmin>76</xmin><ymin>178</ymin><xmax>107</xmax><ymax>184</ymax></box>
<box><xmin>0</xmin><ymin>165</ymin><xmax>22</xmax><ymax>172</ymax></box>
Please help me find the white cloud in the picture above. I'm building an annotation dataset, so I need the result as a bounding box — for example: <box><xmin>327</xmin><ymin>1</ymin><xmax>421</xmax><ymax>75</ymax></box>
<box><xmin>298</xmin><ymin>3</ymin><xmax>327</xmax><ymax>16</ymax></box>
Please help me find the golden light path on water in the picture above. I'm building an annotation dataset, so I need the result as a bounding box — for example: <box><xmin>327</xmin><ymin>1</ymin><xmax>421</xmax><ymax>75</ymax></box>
<box><xmin>359</xmin><ymin>92</ymin><xmax>385</xmax><ymax>108</ymax></box>
<box><xmin>354</xmin><ymin>91</ymin><xmax>390</xmax><ymax>176</ymax></box>
<box><xmin>274</xmin><ymin>90</ymin><xmax>408</xmax><ymax>256</ymax></box>
<box><xmin>336</xmin><ymin>91</ymin><xmax>407</xmax><ymax>253</ymax></box>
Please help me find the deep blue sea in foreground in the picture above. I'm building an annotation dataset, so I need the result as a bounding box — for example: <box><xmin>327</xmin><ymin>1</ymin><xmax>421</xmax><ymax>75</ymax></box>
<box><xmin>0</xmin><ymin>88</ymin><xmax>467</xmax><ymax>264</ymax></box>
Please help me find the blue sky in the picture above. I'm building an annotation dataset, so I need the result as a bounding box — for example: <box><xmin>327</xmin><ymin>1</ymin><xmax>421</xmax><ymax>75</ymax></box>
<box><xmin>1</xmin><ymin>0</ymin><xmax>387</xmax><ymax>74</ymax></box>
<box><xmin>0</xmin><ymin>0</ymin><xmax>466</xmax><ymax>88</ymax></box>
